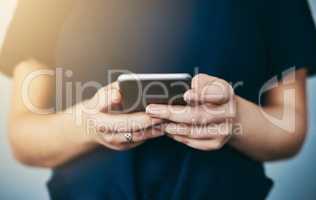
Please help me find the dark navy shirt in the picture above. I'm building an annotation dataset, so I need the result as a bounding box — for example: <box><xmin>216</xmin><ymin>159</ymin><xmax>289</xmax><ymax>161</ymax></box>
<box><xmin>1</xmin><ymin>0</ymin><xmax>316</xmax><ymax>199</ymax></box>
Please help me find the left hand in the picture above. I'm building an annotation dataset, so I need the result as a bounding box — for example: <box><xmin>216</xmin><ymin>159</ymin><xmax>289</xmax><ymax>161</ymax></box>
<box><xmin>146</xmin><ymin>74</ymin><xmax>236</xmax><ymax>151</ymax></box>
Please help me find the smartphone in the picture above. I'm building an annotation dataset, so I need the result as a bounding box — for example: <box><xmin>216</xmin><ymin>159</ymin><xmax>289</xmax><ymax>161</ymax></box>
<box><xmin>118</xmin><ymin>73</ymin><xmax>192</xmax><ymax>113</ymax></box>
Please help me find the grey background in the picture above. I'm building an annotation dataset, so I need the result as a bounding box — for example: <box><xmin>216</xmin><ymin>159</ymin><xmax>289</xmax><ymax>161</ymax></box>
<box><xmin>0</xmin><ymin>0</ymin><xmax>315</xmax><ymax>199</ymax></box>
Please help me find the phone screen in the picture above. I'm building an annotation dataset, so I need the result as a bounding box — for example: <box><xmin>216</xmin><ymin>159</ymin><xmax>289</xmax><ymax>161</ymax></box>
<box><xmin>118</xmin><ymin>74</ymin><xmax>191</xmax><ymax>113</ymax></box>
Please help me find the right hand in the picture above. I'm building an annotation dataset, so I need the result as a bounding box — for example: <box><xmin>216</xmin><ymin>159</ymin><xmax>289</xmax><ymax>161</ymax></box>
<box><xmin>77</xmin><ymin>82</ymin><xmax>164</xmax><ymax>151</ymax></box>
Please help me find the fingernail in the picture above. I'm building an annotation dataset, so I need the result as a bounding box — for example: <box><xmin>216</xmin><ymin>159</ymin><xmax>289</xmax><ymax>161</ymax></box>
<box><xmin>151</xmin><ymin>118</ymin><xmax>163</xmax><ymax>125</ymax></box>
<box><xmin>111</xmin><ymin>90</ymin><xmax>120</xmax><ymax>103</ymax></box>
<box><xmin>203</xmin><ymin>84</ymin><xmax>226</xmax><ymax>101</ymax></box>
<box><xmin>146</xmin><ymin>105</ymin><xmax>163</xmax><ymax>116</ymax></box>
<box><xmin>183</xmin><ymin>90</ymin><xmax>194</xmax><ymax>102</ymax></box>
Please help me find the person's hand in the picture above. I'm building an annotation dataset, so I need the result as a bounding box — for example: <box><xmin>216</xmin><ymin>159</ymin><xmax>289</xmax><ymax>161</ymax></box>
<box><xmin>76</xmin><ymin>82</ymin><xmax>164</xmax><ymax>151</ymax></box>
<box><xmin>146</xmin><ymin>74</ymin><xmax>236</xmax><ymax>151</ymax></box>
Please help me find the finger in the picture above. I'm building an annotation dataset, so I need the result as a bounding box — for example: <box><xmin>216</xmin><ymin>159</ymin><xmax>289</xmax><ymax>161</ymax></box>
<box><xmin>146</xmin><ymin>104</ymin><xmax>233</xmax><ymax>125</ymax></box>
<box><xmin>163</xmin><ymin>123</ymin><xmax>232</xmax><ymax>139</ymax></box>
<box><xmin>98</xmin><ymin>136</ymin><xmax>144</xmax><ymax>151</ymax></box>
<box><xmin>123</xmin><ymin>142</ymin><xmax>144</xmax><ymax>150</ymax></box>
<box><xmin>124</xmin><ymin>128</ymin><xmax>165</xmax><ymax>143</ymax></box>
<box><xmin>96</xmin><ymin>112</ymin><xmax>163</xmax><ymax>133</ymax></box>
<box><xmin>92</xmin><ymin>82</ymin><xmax>122</xmax><ymax>112</ymax></box>
<box><xmin>185</xmin><ymin>74</ymin><xmax>233</xmax><ymax>105</ymax></box>
<box><xmin>168</xmin><ymin>134</ymin><xmax>225</xmax><ymax>151</ymax></box>
<box><xmin>100</xmin><ymin>128</ymin><xmax>164</xmax><ymax>146</ymax></box>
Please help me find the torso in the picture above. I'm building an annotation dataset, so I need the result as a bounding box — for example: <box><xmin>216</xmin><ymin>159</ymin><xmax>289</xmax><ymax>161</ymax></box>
<box><xmin>48</xmin><ymin>1</ymin><xmax>273</xmax><ymax>199</ymax></box>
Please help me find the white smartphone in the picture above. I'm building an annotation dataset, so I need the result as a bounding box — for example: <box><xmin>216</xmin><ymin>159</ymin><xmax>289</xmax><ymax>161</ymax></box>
<box><xmin>118</xmin><ymin>73</ymin><xmax>192</xmax><ymax>113</ymax></box>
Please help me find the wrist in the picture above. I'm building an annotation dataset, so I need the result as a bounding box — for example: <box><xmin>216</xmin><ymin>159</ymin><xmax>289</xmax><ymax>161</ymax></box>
<box><xmin>228</xmin><ymin>95</ymin><xmax>243</xmax><ymax>146</ymax></box>
<box><xmin>58</xmin><ymin>107</ymin><xmax>98</xmax><ymax>148</ymax></box>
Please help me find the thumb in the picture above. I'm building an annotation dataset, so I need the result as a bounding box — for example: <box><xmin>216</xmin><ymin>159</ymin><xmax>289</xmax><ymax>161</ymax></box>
<box><xmin>92</xmin><ymin>82</ymin><xmax>122</xmax><ymax>112</ymax></box>
<box><xmin>185</xmin><ymin>74</ymin><xmax>232</xmax><ymax>105</ymax></box>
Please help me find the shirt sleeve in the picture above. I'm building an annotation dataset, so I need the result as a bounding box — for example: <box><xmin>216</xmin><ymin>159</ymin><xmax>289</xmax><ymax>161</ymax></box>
<box><xmin>263</xmin><ymin>0</ymin><xmax>316</xmax><ymax>76</ymax></box>
<box><xmin>0</xmin><ymin>0</ymin><xmax>71</xmax><ymax>77</ymax></box>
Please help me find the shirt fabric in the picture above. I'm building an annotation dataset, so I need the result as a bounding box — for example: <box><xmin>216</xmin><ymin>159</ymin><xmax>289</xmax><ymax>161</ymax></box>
<box><xmin>1</xmin><ymin>0</ymin><xmax>316</xmax><ymax>199</ymax></box>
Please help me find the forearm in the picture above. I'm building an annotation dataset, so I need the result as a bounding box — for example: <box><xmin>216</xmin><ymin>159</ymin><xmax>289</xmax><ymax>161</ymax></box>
<box><xmin>7</xmin><ymin>61</ymin><xmax>98</xmax><ymax>168</ymax></box>
<box><xmin>9</xmin><ymin>110</ymin><xmax>97</xmax><ymax>168</ymax></box>
<box><xmin>7</xmin><ymin>60</ymin><xmax>161</xmax><ymax>168</ymax></box>
<box><xmin>229</xmin><ymin>96</ymin><xmax>307</xmax><ymax>162</ymax></box>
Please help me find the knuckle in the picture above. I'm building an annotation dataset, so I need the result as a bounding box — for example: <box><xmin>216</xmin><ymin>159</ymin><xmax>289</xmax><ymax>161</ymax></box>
<box><xmin>200</xmin><ymin>146</ymin><xmax>212</xmax><ymax>151</ymax></box>
<box><xmin>164</xmin><ymin>108</ymin><xmax>172</xmax><ymax>119</ymax></box>
<box><xmin>143</xmin><ymin>117</ymin><xmax>153</xmax><ymax>128</ymax></box>
<box><xmin>201</xmin><ymin>115</ymin><xmax>210</xmax><ymax>125</ymax></box>
<box><xmin>166</xmin><ymin>124</ymin><xmax>176</xmax><ymax>134</ymax></box>
<box><xmin>192</xmin><ymin>74</ymin><xmax>209</xmax><ymax>88</ymax></box>
<box><xmin>113</xmin><ymin>145</ymin><xmax>127</xmax><ymax>151</ymax></box>
<box><xmin>189</xmin><ymin>126</ymin><xmax>196</xmax><ymax>137</ymax></box>
<box><xmin>104</xmin><ymin>134</ymin><xmax>115</xmax><ymax>144</ymax></box>
<box><xmin>133</xmin><ymin>131</ymin><xmax>145</xmax><ymax>140</ymax></box>
<box><xmin>216</xmin><ymin>80</ymin><xmax>232</xmax><ymax>103</ymax></box>
<box><xmin>213</xmin><ymin>141</ymin><xmax>224</xmax><ymax>150</ymax></box>
<box><xmin>177</xmin><ymin>136</ymin><xmax>189</xmax><ymax>144</ymax></box>
<box><xmin>191</xmin><ymin>110</ymin><xmax>203</xmax><ymax>124</ymax></box>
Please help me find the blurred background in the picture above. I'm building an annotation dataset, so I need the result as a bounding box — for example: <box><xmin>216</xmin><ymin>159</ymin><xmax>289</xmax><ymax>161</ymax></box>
<box><xmin>0</xmin><ymin>0</ymin><xmax>315</xmax><ymax>199</ymax></box>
